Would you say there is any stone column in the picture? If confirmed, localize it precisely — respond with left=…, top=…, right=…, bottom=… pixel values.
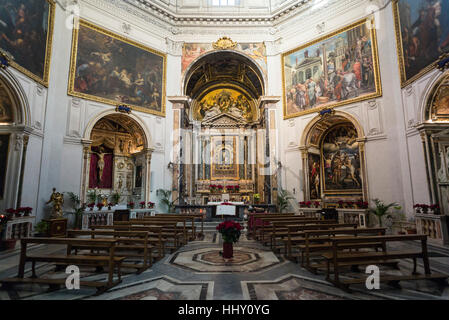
left=144, top=148, right=154, bottom=202
left=80, top=139, right=92, bottom=204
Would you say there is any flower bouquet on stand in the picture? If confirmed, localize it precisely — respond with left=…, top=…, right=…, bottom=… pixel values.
left=216, top=220, right=243, bottom=259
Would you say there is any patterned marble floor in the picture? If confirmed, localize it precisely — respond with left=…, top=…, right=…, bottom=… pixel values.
left=0, top=231, right=448, bottom=300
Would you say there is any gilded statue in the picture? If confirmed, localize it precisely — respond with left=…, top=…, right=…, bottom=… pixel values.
left=46, top=188, right=64, bottom=219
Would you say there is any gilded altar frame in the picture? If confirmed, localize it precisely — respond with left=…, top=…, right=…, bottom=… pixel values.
left=281, top=17, right=382, bottom=119
left=5, top=0, right=55, bottom=87
left=210, top=136, right=239, bottom=181
left=68, top=19, right=167, bottom=117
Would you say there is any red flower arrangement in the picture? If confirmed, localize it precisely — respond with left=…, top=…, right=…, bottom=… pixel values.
left=97, top=203, right=104, bottom=210
left=5, top=208, right=20, bottom=217
left=345, top=201, right=354, bottom=208
left=313, top=201, right=320, bottom=208
left=148, top=201, right=155, bottom=208
left=128, top=202, right=135, bottom=208
left=356, top=201, right=369, bottom=209
left=87, top=203, right=95, bottom=211
left=220, top=202, right=234, bottom=206
left=107, top=202, right=114, bottom=209
left=216, top=220, right=242, bottom=243
left=337, top=200, right=344, bottom=207
left=139, top=201, right=146, bottom=208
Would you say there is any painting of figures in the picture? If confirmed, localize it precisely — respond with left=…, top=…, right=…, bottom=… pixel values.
left=69, top=20, right=166, bottom=116
left=181, top=42, right=267, bottom=75
left=322, top=125, right=362, bottom=192
left=394, top=0, right=449, bottom=87
left=0, top=0, right=54, bottom=86
left=0, top=134, right=9, bottom=199
left=282, top=18, right=381, bottom=119
left=308, top=153, right=321, bottom=200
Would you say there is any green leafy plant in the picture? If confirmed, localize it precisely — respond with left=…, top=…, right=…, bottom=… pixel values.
left=87, top=190, right=97, bottom=204
left=369, top=198, right=401, bottom=227
left=110, top=191, right=121, bottom=205
left=34, top=221, right=49, bottom=235
left=277, top=189, right=294, bottom=213
left=156, top=189, right=178, bottom=213
left=65, top=192, right=84, bottom=229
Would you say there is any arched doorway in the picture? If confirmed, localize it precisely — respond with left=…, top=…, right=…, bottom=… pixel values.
left=301, top=110, right=367, bottom=206
left=173, top=49, right=278, bottom=206
left=81, top=113, right=152, bottom=205
left=0, top=70, right=30, bottom=210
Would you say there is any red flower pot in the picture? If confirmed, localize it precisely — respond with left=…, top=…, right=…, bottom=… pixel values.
left=223, top=242, right=233, bottom=259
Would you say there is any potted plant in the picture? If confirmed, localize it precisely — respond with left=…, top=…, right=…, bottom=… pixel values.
left=369, top=198, right=401, bottom=227
left=110, top=191, right=121, bottom=205
left=429, top=204, right=440, bottom=215
left=148, top=202, right=155, bottom=209
left=139, top=201, right=146, bottom=209
left=235, top=185, right=240, bottom=192
left=337, top=200, right=344, bottom=208
left=65, top=192, right=84, bottom=230
left=345, top=201, right=354, bottom=209
left=34, top=220, right=50, bottom=237
left=253, top=193, right=261, bottom=204
left=128, top=202, right=135, bottom=209
left=305, top=201, right=312, bottom=208
left=107, top=202, right=113, bottom=210
left=277, top=189, right=294, bottom=213
left=87, top=203, right=95, bottom=211
left=156, top=189, right=178, bottom=213
left=97, top=202, right=104, bottom=211
left=413, top=204, right=422, bottom=214
left=87, top=189, right=98, bottom=204
left=216, top=220, right=242, bottom=259
left=421, top=204, right=429, bottom=214
left=21, top=207, right=33, bottom=216
left=313, top=201, right=321, bottom=208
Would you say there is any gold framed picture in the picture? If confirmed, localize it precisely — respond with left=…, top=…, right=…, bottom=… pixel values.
left=68, top=19, right=167, bottom=116
left=0, top=0, right=55, bottom=86
left=282, top=17, right=382, bottom=119
left=393, top=0, right=449, bottom=88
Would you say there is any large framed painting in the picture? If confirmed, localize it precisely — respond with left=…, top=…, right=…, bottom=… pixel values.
left=321, top=124, right=362, bottom=193
left=0, top=134, right=10, bottom=199
left=68, top=20, right=166, bottom=116
left=282, top=17, right=382, bottom=119
left=393, top=0, right=449, bottom=87
left=0, top=0, right=55, bottom=86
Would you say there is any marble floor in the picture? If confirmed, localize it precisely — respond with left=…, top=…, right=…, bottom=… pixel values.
left=0, top=230, right=448, bottom=300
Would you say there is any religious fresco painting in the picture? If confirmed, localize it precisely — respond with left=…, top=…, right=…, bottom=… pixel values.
left=195, top=89, right=254, bottom=122
left=308, top=153, right=321, bottom=200
left=0, top=134, right=10, bottom=199
left=0, top=0, right=55, bottom=86
left=182, top=42, right=267, bottom=75
left=393, top=0, right=449, bottom=87
left=69, top=20, right=166, bottom=116
left=322, top=124, right=362, bottom=192
left=282, top=18, right=381, bottom=119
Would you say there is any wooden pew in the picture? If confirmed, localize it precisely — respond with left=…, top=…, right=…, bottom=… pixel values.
left=155, top=213, right=205, bottom=237
left=67, top=229, right=153, bottom=273
left=258, top=217, right=323, bottom=243
left=285, top=223, right=357, bottom=260
left=115, top=220, right=184, bottom=252
left=300, top=227, right=387, bottom=272
left=323, top=234, right=448, bottom=292
left=0, top=237, right=124, bottom=294
left=248, top=213, right=295, bottom=238
left=138, top=216, right=195, bottom=242
left=91, top=225, right=165, bottom=259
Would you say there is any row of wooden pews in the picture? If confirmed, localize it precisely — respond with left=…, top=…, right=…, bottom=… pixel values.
left=251, top=212, right=448, bottom=292
left=0, top=213, right=202, bottom=295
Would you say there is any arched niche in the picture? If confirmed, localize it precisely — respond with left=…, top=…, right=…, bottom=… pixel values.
left=80, top=112, right=153, bottom=205
left=0, top=69, right=32, bottom=210
left=300, top=111, right=368, bottom=205
left=418, top=71, right=449, bottom=214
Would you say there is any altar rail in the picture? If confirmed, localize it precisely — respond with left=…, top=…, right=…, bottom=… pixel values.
left=81, top=209, right=155, bottom=230
left=415, top=214, right=449, bottom=245
left=3, top=216, right=34, bottom=240
left=297, top=208, right=368, bottom=228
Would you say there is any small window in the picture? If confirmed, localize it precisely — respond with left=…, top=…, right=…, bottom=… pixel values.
left=211, top=0, right=237, bottom=6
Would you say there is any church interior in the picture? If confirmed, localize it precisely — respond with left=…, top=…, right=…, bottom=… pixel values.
left=0, top=0, right=449, bottom=302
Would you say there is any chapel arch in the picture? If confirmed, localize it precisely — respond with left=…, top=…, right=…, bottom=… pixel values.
left=81, top=112, right=153, bottom=205
left=300, top=110, right=368, bottom=205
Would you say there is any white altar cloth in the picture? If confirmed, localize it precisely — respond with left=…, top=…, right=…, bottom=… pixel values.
left=208, top=202, right=244, bottom=216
